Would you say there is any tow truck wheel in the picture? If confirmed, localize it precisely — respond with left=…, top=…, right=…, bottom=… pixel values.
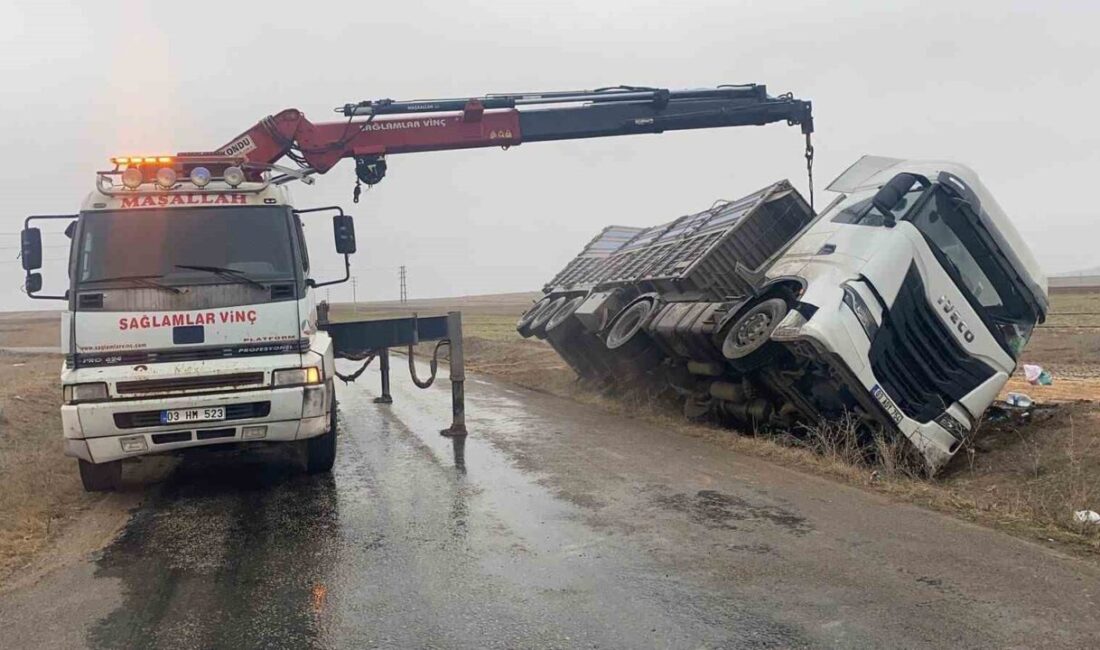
left=720, top=297, right=789, bottom=371
left=78, top=459, right=122, bottom=492
left=305, top=407, right=338, bottom=474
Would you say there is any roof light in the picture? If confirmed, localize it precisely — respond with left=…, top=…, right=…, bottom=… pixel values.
left=155, top=167, right=177, bottom=188
left=189, top=166, right=212, bottom=187
left=112, top=156, right=131, bottom=165
left=157, top=156, right=172, bottom=164
left=121, top=168, right=143, bottom=189
left=223, top=166, right=245, bottom=187
left=143, top=157, right=159, bottom=164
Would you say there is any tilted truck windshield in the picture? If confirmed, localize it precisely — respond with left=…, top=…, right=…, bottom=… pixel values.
left=907, top=188, right=1038, bottom=357
left=78, top=207, right=296, bottom=287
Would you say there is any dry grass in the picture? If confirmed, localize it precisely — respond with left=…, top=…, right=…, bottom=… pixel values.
left=0, top=352, right=94, bottom=583
left=1022, top=291, right=1100, bottom=377
left=939, top=402, right=1100, bottom=548
left=0, top=312, right=61, bottom=349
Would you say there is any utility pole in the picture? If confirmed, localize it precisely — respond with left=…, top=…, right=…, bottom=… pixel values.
left=399, top=266, right=407, bottom=304
left=351, top=276, right=358, bottom=311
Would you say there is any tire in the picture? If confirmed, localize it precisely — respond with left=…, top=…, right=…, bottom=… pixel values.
left=605, top=298, right=656, bottom=350
left=78, top=459, right=121, bottom=492
left=305, top=407, right=338, bottom=474
left=528, top=296, right=568, bottom=340
left=720, top=297, right=789, bottom=370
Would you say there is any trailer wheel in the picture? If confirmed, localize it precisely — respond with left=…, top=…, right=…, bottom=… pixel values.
left=78, top=459, right=121, bottom=492
left=720, top=297, right=788, bottom=370
left=305, top=407, right=338, bottom=474
left=605, top=298, right=656, bottom=350
left=516, top=297, right=553, bottom=338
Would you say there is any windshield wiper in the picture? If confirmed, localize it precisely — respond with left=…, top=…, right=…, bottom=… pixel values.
left=81, top=274, right=182, bottom=294
left=174, top=264, right=266, bottom=290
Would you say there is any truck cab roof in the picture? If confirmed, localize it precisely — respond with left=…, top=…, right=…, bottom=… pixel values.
left=828, top=155, right=1048, bottom=315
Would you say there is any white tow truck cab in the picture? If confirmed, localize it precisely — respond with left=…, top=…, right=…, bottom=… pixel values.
left=21, top=155, right=359, bottom=491
left=760, top=156, right=1048, bottom=469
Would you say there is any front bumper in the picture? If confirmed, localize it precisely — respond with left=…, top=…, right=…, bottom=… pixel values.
left=771, top=289, right=995, bottom=471
left=62, top=383, right=332, bottom=464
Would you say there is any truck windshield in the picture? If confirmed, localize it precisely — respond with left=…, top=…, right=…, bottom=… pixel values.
left=907, top=188, right=1038, bottom=358
left=77, top=207, right=295, bottom=287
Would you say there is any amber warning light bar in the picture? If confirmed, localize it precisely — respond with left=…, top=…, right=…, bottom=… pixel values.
left=102, top=154, right=249, bottom=191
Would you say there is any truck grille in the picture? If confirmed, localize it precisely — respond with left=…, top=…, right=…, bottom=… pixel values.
left=116, top=372, right=265, bottom=395
left=113, top=401, right=271, bottom=429
left=868, top=265, right=995, bottom=423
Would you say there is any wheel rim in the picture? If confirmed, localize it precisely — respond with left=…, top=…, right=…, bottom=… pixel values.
left=547, top=296, right=584, bottom=331
left=531, top=297, right=568, bottom=330
left=734, top=311, right=773, bottom=348
left=517, top=297, right=552, bottom=328
left=606, top=299, right=654, bottom=350
left=721, top=299, right=787, bottom=360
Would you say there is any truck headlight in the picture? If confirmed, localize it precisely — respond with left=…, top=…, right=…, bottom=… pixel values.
left=842, top=283, right=879, bottom=341
left=63, top=382, right=109, bottom=404
left=273, top=367, right=323, bottom=387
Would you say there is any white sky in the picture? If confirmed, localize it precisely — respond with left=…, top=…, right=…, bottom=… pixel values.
left=2, top=0, right=1098, bottom=308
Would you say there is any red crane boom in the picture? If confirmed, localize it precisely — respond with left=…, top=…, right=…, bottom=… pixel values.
left=189, top=84, right=815, bottom=201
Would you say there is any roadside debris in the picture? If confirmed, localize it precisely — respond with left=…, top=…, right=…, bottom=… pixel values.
left=1023, top=364, right=1053, bottom=386
left=1073, top=510, right=1100, bottom=525
left=1004, top=392, right=1034, bottom=409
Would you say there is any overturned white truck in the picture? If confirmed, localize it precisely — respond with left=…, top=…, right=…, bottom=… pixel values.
left=518, top=156, right=1048, bottom=471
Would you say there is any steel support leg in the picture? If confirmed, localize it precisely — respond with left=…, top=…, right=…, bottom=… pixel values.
left=373, top=348, right=393, bottom=404
left=440, top=311, right=467, bottom=437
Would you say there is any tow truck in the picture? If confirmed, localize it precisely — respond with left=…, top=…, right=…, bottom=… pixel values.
left=20, top=84, right=815, bottom=490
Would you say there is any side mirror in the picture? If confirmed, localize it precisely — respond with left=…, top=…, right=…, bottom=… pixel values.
left=333, top=214, right=356, bottom=255
left=25, top=272, right=42, bottom=294
left=871, top=173, right=920, bottom=227
left=21, top=227, right=42, bottom=270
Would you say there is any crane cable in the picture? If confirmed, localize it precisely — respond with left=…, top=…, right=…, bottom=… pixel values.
left=805, top=132, right=815, bottom=211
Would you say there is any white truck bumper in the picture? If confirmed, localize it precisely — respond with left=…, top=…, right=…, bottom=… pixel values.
left=781, top=287, right=1003, bottom=471
left=62, top=383, right=332, bottom=464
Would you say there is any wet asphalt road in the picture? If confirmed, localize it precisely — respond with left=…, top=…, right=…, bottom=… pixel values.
left=3, top=362, right=1100, bottom=649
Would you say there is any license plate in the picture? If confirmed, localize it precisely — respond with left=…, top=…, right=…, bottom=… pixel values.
left=160, top=406, right=226, bottom=424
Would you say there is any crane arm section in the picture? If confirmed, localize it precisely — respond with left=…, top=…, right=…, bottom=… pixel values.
left=200, top=85, right=813, bottom=177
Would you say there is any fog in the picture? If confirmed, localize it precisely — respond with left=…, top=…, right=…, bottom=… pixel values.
left=2, top=0, right=1097, bottom=309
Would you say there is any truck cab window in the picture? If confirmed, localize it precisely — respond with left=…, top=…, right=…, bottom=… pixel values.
left=294, top=215, right=310, bottom=274
left=907, top=188, right=1038, bottom=356
left=832, top=182, right=925, bottom=227
left=78, top=207, right=297, bottom=286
